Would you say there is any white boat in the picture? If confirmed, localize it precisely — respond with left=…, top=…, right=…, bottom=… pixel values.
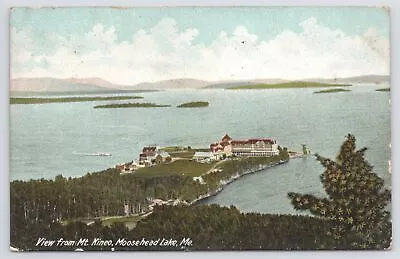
left=73, top=152, right=112, bottom=157
left=98, top=153, right=112, bottom=157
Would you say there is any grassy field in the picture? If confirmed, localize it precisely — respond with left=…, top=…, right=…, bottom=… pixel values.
left=10, top=96, right=143, bottom=104
left=134, top=159, right=217, bottom=177
left=168, top=151, right=196, bottom=158
left=94, top=102, right=171, bottom=108
left=228, top=81, right=351, bottom=90
left=313, top=88, right=351, bottom=94
left=376, top=88, right=390, bottom=92
left=177, top=101, right=209, bottom=108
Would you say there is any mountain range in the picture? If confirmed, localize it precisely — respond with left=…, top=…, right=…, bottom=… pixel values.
left=10, top=75, right=390, bottom=93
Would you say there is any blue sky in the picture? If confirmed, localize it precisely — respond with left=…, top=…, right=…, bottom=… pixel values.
left=10, top=7, right=390, bottom=85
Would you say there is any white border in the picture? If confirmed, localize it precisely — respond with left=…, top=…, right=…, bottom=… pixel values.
left=1, top=1, right=398, bottom=258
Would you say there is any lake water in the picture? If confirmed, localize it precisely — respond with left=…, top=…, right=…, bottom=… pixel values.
left=10, top=85, right=391, bottom=214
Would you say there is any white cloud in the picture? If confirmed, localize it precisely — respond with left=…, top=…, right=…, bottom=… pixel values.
left=11, top=17, right=389, bottom=85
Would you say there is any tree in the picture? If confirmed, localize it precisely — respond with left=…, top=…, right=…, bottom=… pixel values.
left=288, top=134, right=391, bottom=249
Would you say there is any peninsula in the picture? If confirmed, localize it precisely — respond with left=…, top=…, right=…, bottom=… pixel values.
left=376, top=88, right=390, bottom=92
left=94, top=103, right=171, bottom=109
left=228, top=81, right=351, bottom=90
left=10, top=96, right=143, bottom=104
left=313, top=88, right=351, bottom=94
left=177, top=101, right=209, bottom=108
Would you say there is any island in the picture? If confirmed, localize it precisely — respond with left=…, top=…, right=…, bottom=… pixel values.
left=94, top=102, right=171, bottom=108
left=10, top=96, right=143, bottom=104
left=376, top=88, right=390, bottom=92
left=313, top=88, right=351, bottom=94
left=228, top=81, right=352, bottom=90
left=177, top=101, right=209, bottom=108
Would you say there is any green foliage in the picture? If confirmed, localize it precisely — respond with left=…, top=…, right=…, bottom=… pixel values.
left=228, top=81, right=351, bottom=90
left=10, top=151, right=291, bottom=250
left=288, top=134, right=391, bottom=249
left=375, top=88, right=390, bottom=92
left=177, top=101, right=209, bottom=108
left=94, top=103, right=171, bottom=108
left=10, top=96, right=143, bottom=104
left=11, top=204, right=340, bottom=251
left=313, top=88, right=351, bottom=94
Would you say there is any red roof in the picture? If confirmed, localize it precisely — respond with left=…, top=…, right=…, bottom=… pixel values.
left=232, top=138, right=276, bottom=145
left=142, top=146, right=157, bottom=153
left=221, top=133, right=232, bottom=142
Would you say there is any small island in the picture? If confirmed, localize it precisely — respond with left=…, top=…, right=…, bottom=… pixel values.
left=177, top=101, right=209, bottom=108
left=94, top=102, right=171, bottom=109
left=10, top=96, right=143, bottom=104
left=313, top=88, right=351, bottom=94
left=376, top=88, right=390, bottom=92
left=228, top=81, right=351, bottom=90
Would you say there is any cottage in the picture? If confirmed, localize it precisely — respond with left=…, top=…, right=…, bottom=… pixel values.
left=155, top=151, right=172, bottom=164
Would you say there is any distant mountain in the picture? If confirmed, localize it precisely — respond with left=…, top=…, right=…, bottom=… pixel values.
left=305, top=75, right=389, bottom=85
left=131, top=79, right=210, bottom=90
left=9, top=77, right=140, bottom=93
left=338, top=75, right=389, bottom=84
left=206, top=75, right=389, bottom=89
left=10, top=78, right=112, bottom=92
left=204, top=79, right=289, bottom=89
left=10, top=75, right=389, bottom=93
left=67, top=77, right=119, bottom=88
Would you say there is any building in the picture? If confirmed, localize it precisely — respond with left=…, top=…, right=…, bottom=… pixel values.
left=210, top=133, right=233, bottom=156
left=231, top=138, right=279, bottom=157
left=155, top=151, right=172, bottom=164
left=193, top=151, right=214, bottom=162
left=210, top=133, right=279, bottom=157
left=139, top=146, right=157, bottom=165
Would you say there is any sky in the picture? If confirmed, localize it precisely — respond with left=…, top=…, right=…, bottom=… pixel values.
left=10, top=7, right=390, bottom=85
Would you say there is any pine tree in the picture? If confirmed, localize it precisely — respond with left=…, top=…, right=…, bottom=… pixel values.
left=288, top=134, right=391, bottom=249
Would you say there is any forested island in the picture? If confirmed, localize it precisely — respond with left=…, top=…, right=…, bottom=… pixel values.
left=376, top=88, right=390, bottom=92
left=313, top=88, right=351, bottom=94
left=228, top=81, right=351, bottom=90
left=10, top=135, right=391, bottom=251
left=177, top=101, right=209, bottom=108
left=94, top=103, right=171, bottom=109
left=10, top=96, right=143, bottom=104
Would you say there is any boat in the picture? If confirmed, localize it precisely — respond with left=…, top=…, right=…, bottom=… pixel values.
left=98, top=153, right=112, bottom=157
left=73, top=152, right=112, bottom=157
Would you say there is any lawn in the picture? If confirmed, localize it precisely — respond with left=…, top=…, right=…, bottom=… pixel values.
left=134, top=159, right=217, bottom=177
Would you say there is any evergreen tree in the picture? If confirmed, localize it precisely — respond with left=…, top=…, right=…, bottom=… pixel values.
left=288, top=134, right=391, bottom=249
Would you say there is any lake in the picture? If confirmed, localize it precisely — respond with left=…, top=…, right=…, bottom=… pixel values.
left=10, top=85, right=391, bottom=214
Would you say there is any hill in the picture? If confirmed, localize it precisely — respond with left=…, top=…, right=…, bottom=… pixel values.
left=132, top=78, right=210, bottom=90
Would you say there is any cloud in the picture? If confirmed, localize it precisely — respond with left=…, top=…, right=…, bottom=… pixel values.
left=11, top=17, right=389, bottom=85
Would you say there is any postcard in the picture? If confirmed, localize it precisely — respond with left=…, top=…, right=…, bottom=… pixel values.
left=10, top=6, right=391, bottom=251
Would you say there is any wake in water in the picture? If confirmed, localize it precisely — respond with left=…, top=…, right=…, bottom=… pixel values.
left=72, top=152, right=112, bottom=157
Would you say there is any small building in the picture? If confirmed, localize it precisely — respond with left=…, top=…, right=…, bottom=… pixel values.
left=193, top=151, right=213, bottom=162
left=155, top=151, right=172, bottom=164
